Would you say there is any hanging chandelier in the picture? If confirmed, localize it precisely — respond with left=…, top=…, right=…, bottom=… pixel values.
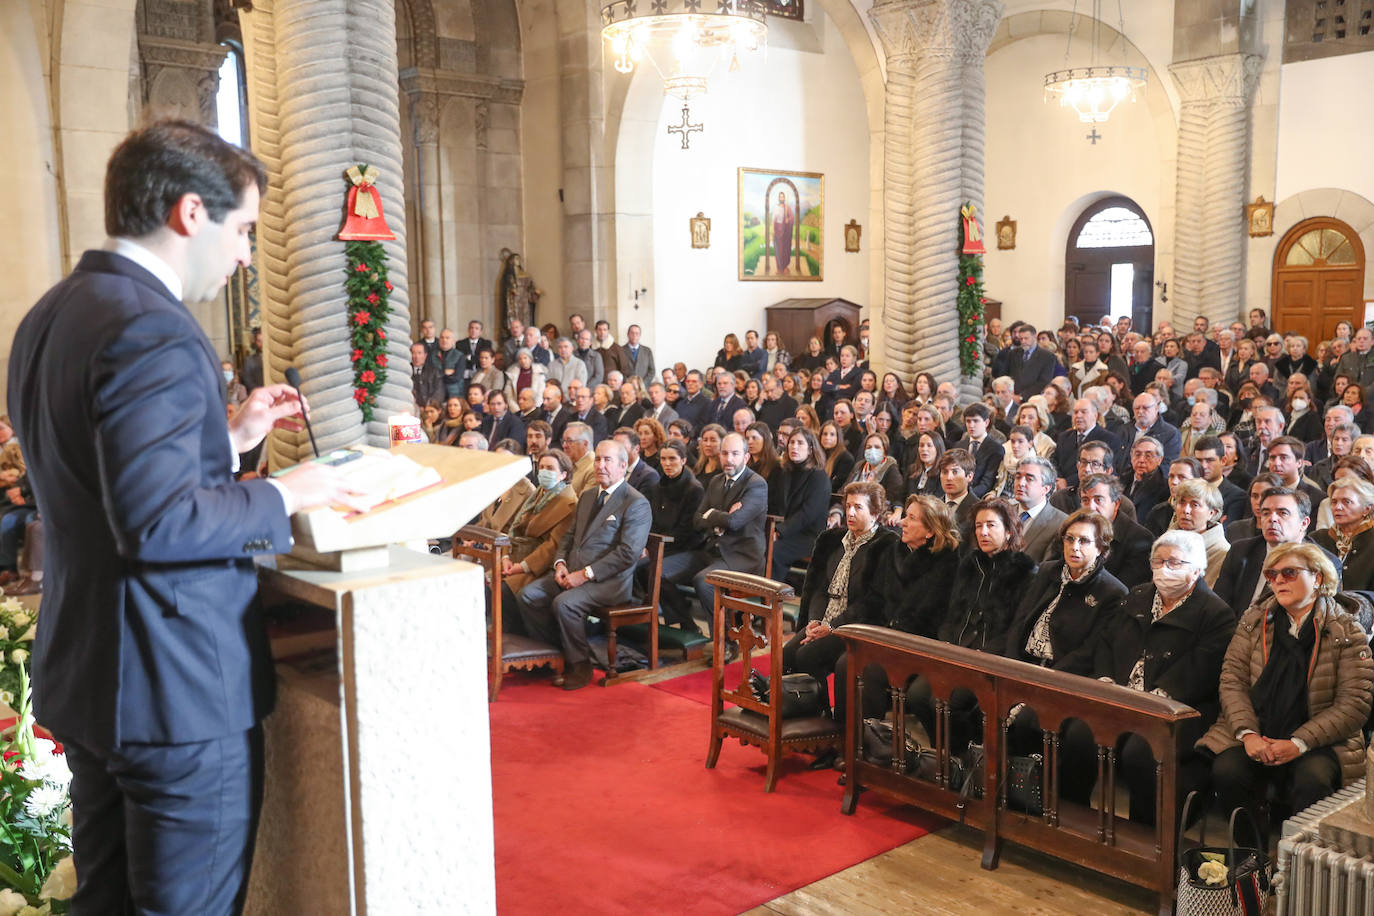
left=601, top=0, right=768, bottom=100
left=1043, top=0, right=1146, bottom=124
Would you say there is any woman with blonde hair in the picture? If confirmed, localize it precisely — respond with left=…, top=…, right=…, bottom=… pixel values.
left=794, top=404, right=821, bottom=435
left=1169, top=478, right=1229, bottom=585
left=1199, top=542, right=1374, bottom=834
left=1016, top=399, right=1057, bottom=458
left=1313, top=475, right=1374, bottom=589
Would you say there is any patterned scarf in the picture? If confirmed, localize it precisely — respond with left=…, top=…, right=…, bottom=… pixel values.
left=1025, top=559, right=1099, bottom=663
left=1333, top=516, right=1374, bottom=561
left=821, top=524, right=879, bottom=627
left=509, top=480, right=567, bottom=534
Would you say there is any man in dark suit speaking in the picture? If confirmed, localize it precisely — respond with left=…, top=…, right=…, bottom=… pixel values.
left=7, top=121, right=361, bottom=913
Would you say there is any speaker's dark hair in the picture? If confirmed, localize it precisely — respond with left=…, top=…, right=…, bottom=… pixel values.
left=105, top=119, right=267, bottom=237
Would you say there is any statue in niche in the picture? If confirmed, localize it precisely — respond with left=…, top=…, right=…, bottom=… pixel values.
left=498, top=249, right=541, bottom=335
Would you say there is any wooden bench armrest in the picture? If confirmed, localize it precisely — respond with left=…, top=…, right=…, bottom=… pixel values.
left=704, top=570, right=795, bottom=601
left=456, top=525, right=511, bottom=548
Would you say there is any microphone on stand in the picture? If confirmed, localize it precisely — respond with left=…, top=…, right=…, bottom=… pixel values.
left=284, top=367, right=320, bottom=458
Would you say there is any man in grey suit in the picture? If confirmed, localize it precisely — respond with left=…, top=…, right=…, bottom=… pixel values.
left=1014, top=455, right=1068, bottom=562
left=513, top=439, right=652, bottom=689
left=617, top=323, right=655, bottom=383
left=658, top=432, right=768, bottom=635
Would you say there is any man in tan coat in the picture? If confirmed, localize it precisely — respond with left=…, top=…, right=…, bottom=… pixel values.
left=563, top=422, right=596, bottom=495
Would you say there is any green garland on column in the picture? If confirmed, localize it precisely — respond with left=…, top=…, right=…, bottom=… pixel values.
left=344, top=241, right=392, bottom=422
left=957, top=217, right=986, bottom=379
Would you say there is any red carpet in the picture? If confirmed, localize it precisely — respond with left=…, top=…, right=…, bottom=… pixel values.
left=490, top=672, right=943, bottom=915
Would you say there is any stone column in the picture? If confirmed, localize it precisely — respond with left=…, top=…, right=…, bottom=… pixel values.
left=1169, top=53, right=1262, bottom=328
left=403, top=87, right=446, bottom=329
left=869, top=0, right=1002, bottom=400
left=238, top=0, right=414, bottom=464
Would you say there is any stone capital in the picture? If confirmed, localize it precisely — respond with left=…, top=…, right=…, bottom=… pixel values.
left=1169, top=52, right=1263, bottom=107
left=869, top=0, right=1003, bottom=64
left=400, top=67, right=524, bottom=105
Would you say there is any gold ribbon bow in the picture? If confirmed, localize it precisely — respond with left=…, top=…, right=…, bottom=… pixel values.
left=347, top=165, right=382, bottom=219
left=961, top=203, right=982, bottom=242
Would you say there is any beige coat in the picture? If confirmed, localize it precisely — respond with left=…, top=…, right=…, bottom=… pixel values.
left=1198, top=596, right=1374, bottom=785
left=570, top=452, right=596, bottom=496
left=502, top=487, right=577, bottom=594
left=477, top=477, right=535, bottom=534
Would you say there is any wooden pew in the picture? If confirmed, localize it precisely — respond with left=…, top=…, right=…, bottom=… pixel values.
left=835, top=624, right=1200, bottom=916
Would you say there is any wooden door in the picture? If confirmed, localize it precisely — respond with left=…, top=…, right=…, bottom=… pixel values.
left=1066, top=263, right=1111, bottom=325
left=1273, top=218, right=1366, bottom=342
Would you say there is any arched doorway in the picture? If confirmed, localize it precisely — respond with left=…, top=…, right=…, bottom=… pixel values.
left=1272, top=217, right=1366, bottom=342
left=1064, top=197, right=1155, bottom=331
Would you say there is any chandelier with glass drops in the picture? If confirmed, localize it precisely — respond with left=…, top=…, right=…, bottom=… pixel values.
left=601, top=0, right=768, bottom=101
left=1043, top=0, right=1146, bottom=124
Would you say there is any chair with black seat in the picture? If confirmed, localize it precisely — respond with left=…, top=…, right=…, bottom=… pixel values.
left=704, top=569, right=841, bottom=792
left=452, top=524, right=564, bottom=701
left=590, top=532, right=670, bottom=685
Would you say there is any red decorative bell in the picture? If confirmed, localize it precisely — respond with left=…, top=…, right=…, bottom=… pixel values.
left=338, top=164, right=396, bottom=241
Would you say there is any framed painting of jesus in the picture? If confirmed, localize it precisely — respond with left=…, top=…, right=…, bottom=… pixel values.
left=738, top=168, right=824, bottom=281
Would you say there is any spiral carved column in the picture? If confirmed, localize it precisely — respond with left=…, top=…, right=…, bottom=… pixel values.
left=1169, top=53, right=1262, bottom=330
left=869, top=0, right=1002, bottom=395
left=239, top=0, right=413, bottom=464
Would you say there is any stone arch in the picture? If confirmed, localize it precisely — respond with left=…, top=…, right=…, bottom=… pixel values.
left=607, top=0, right=885, bottom=349
left=398, top=0, right=440, bottom=69
left=986, top=11, right=1177, bottom=329
left=1270, top=188, right=1374, bottom=302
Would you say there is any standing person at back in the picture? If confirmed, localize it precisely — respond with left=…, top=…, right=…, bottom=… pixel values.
left=7, top=120, right=362, bottom=913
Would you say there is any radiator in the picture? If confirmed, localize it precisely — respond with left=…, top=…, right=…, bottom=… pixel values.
left=1277, top=781, right=1374, bottom=916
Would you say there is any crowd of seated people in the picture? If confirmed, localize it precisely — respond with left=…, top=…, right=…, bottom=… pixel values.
left=222, top=307, right=1374, bottom=834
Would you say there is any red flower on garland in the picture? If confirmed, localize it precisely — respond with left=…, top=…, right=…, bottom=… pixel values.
left=377, top=329, right=387, bottom=340
left=965, top=276, right=975, bottom=286
left=384, top=281, right=393, bottom=292
left=352, top=310, right=371, bottom=326
left=359, top=370, right=376, bottom=384
left=355, top=263, right=369, bottom=272
left=376, top=353, right=388, bottom=367
left=366, top=293, right=380, bottom=305
left=350, top=348, right=363, bottom=362
left=966, top=336, right=976, bottom=343
left=980, top=297, right=987, bottom=305
left=353, top=388, right=368, bottom=404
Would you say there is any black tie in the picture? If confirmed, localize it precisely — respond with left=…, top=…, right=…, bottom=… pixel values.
left=596, top=489, right=607, bottom=512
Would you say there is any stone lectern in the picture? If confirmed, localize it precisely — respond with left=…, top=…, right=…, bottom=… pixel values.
left=244, top=445, right=529, bottom=915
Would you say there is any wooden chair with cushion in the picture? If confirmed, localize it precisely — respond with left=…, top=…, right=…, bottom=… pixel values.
left=452, top=524, right=564, bottom=701
left=764, top=513, right=807, bottom=633
left=704, top=570, right=840, bottom=792
left=589, top=532, right=670, bottom=685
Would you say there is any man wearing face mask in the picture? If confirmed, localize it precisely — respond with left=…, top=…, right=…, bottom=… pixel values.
left=1213, top=487, right=1342, bottom=618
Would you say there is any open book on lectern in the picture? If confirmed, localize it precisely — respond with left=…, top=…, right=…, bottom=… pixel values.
left=278, top=444, right=530, bottom=564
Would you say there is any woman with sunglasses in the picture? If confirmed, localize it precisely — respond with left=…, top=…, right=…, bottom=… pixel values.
left=1197, top=543, right=1374, bottom=834
left=1090, top=530, right=1235, bottom=824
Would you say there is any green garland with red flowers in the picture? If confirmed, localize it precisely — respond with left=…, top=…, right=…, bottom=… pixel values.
left=344, top=241, right=393, bottom=422
left=957, top=215, right=986, bottom=379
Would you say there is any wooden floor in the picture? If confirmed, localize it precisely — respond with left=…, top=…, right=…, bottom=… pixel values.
left=745, top=824, right=1156, bottom=915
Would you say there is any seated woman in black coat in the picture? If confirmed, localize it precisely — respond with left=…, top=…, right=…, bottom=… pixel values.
left=767, top=428, right=832, bottom=580
left=1003, top=509, right=1129, bottom=805
left=782, top=481, right=898, bottom=766
left=843, top=495, right=963, bottom=743
left=1313, top=475, right=1374, bottom=591
left=1091, top=529, right=1236, bottom=824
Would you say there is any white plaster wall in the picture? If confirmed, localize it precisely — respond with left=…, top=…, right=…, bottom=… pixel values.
left=982, top=33, right=1172, bottom=330
left=1273, top=51, right=1374, bottom=208
left=0, top=0, right=63, bottom=401
left=616, top=8, right=871, bottom=369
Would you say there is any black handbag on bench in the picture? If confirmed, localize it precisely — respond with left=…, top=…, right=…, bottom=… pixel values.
left=749, top=670, right=827, bottom=719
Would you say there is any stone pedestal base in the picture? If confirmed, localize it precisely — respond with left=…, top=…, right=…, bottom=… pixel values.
left=244, top=547, right=495, bottom=914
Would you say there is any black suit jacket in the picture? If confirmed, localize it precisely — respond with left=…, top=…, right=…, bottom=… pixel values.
left=8, top=251, right=292, bottom=749
left=545, top=405, right=573, bottom=444
left=954, top=436, right=1004, bottom=497
left=1009, top=346, right=1057, bottom=399
left=1214, top=534, right=1345, bottom=616
left=1124, top=467, right=1169, bottom=520
left=1053, top=424, right=1122, bottom=486
left=627, top=459, right=660, bottom=495
left=694, top=468, right=769, bottom=573
left=573, top=409, right=609, bottom=445
left=456, top=336, right=494, bottom=365
left=412, top=361, right=445, bottom=409
left=483, top=411, right=525, bottom=447
left=707, top=394, right=748, bottom=428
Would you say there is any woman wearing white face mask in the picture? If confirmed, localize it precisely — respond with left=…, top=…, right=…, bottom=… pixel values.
left=833, top=432, right=904, bottom=526
left=220, top=360, right=248, bottom=407
left=496, top=449, right=578, bottom=601
left=1283, top=374, right=1322, bottom=443
left=1089, top=530, right=1236, bottom=824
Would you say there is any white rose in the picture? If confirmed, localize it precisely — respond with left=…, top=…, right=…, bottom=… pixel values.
left=0, top=691, right=12, bottom=707
left=0, top=627, right=8, bottom=641
left=19, top=625, right=34, bottom=642
left=0, top=888, right=27, bottom=916
left=10, top=648, right=27, bottom=664
left=40, top=855, right=75, bottom=901
left=10, top=611, right=28, bottom=628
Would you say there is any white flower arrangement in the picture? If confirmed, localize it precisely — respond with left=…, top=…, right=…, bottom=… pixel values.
left=0, top=600, right=37, bottom=710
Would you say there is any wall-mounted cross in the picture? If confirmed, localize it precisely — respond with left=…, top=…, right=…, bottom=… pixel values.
left=1086, top=127, right=1102, bottom=145
left=667, top=104, right=703, bottom=150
